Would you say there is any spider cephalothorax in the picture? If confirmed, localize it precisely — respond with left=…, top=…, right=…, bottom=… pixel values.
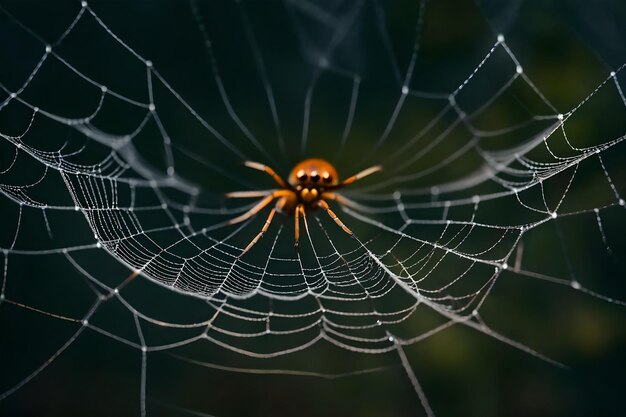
left=226, top=158, right=381, bottom=255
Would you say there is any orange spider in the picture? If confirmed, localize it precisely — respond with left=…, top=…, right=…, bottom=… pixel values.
left=226, top=158, right=382, bottom=255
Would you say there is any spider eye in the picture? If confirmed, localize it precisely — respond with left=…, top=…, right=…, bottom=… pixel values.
left=296, top=170, right=307, bottom=181
left=322, top=172, right=332, bottom=183
left=310, top=171, right=320, bottom=182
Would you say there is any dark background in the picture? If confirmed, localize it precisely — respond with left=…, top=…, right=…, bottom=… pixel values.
left=1, top=1, right=626, bottom=416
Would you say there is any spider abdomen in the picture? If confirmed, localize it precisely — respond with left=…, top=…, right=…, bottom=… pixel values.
left=288, top=158, right=339, bottom=187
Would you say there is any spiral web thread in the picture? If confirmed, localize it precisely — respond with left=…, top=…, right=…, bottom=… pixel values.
left=1, top=1, right=625, bottom=416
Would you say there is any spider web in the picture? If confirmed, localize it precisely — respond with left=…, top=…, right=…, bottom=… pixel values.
left=1, top=0, right=625, bottom=416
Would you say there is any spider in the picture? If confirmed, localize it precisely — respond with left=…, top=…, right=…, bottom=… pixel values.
left=225, top=158, right=382, bottom=256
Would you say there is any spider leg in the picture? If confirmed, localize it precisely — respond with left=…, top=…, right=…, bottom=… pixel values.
left=244, top=161, right=290, bottom=189
left=334, top=165, right=382, bottom=188
left=226, top=190, right=290, bottom=225
left=317, top=200, right=353, bottom=235
left=239, top=208, right=276, bottom=257
left=294, top=204, right=304, bottom=250
left=225, top=190, right=275, bottom=198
